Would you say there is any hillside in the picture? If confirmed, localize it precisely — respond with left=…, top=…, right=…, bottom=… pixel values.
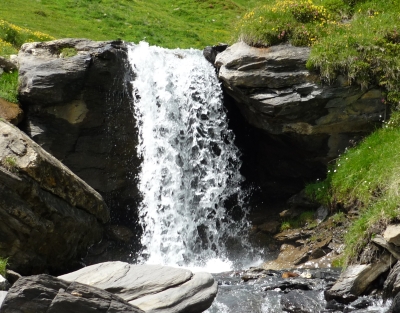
left=0, top=0, right=260, bottom=49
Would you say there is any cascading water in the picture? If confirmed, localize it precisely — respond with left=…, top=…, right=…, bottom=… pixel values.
left=128, top=42, right=254, bottom=271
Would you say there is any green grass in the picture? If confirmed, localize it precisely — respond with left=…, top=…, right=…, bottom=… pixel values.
left=280, top=210, right=317, bottom=231
left=307, top=111, right=400, bottom=265
left=0, top=0, right=260, bottom=49
left=235, top=0, right=400, bottom=105
left=0, top=257, right=7, bottom=277
left=0, top=72, right=18, bottom=103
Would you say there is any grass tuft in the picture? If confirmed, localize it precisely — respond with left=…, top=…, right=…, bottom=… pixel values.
left=0, top=258, right=7, bottom=277
left=0, top=71, right=19, bottom=103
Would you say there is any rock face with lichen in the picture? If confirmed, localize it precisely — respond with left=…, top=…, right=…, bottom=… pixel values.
left=0, top=119, right=109, bottom=275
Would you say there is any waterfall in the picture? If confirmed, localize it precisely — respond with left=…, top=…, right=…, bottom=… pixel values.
left=128, top=42, right=252, bottom=271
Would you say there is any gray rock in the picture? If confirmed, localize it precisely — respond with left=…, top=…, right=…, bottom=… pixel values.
left=280, top=290, right=324, bottom=313
left=215, top=41, right=385, bottom=202
left=0, top=276, right=9, bottom=291
left=0, top=119, right=108, bottom=274
left=0, top=274, right=144, bottom=313
left=130, top=272, right=218, bottom=313
left=325, top=252, right=396, bottom=304
left=59, top=262, right=193, bottom=301
left=17, top=39, right=141, bottom=260
left=372, top=235, right=400, bottom=260
left=383, top=261, right=400, bottom=299
left=59, top=261, right=217, bottom=313
left=0, top=291, right=7, bottom=308
left=384, top=225, right=400, bottom=246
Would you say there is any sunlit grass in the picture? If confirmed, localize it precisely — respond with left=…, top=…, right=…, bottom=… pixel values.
left=0, top=72, right=18, bottom=103
left=307, top=111, right=400, bottom=265
left=0, top=257, right=7, bottom=277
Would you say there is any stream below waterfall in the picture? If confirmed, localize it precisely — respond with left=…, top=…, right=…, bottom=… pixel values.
left=127, top=42, right=391, bottom=313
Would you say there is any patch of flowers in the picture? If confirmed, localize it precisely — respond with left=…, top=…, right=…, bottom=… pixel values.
left=0, top=20, right=55, bottom=53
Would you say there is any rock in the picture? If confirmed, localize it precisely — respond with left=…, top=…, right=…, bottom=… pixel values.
left=130, top=272, right=217, bottom=313
left=203, top=44, right=228, bottom=65
left=258, top=220, right=280, bottom=234
left=0, top=291, right=7, bottom=308
left=384, top=225, right=400, bottom=246
left=262, top=244, right=310, bottom=270
left=348, top=297, right=374, bottom=309
left=0, top=119, right=109, bottom=274
left=326, top=299, right=345, bottom=311
left=106, top=225, right=135, bottom=243
left=0, top=274, right=144, bottom=313
left=0, top=57, right=17, bottom=73
left=0, top=98, right=23, bottom=125
left=17, top=39, right=141, bottom=253
left=59, top=261, right=217, bottom=313
left=390, top=291, right=400, bottom=313
left=280, top=290, right=324, bottom=313
left=325, top=252, right=396, bottom=304
left=315, top=206, right=329, bottom=223
left=383, top=261, right=400, bottom=299
left=5, top=270, right=21, bottom=285
left=0, top=275, right=10, bottom=291
left=215, top=42, right=385, bottom=202
left=372, top=235, right=400, bottom=260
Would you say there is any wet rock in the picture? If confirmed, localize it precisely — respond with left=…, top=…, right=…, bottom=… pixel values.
left=0, top=291, right=7, bottom=307
left=347, top=297, right=374, bottom=309
left=280, top=290, right=324, bottom=312
left=274, top=229, right=313, bottom=243
left=0, top=98, right=23, bottom=125
left=383, top=261, right=400, bottom=299
left=59, top=261, right=217, bottom=313
left=0, top=275, right=10, bottom=291
left=262, top=244, right=310, bottom=270
left=384, top=225, right=400, bottom=246
left=325, top=252, right=395, bottom=304
left=0, top=274, right=143, bottom=313
left=106, top=225, right=135, bottom=243
left=326, top=299, right=345, bottom=311
left=390, top=291, right=400, bottom=313
left=258, top=220, right=280, bottom=234
left=0, top=119, right=108, bottom=274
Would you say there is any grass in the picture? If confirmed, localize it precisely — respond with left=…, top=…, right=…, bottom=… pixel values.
left=0, top=72, right=19, bottom=103
left=0, top=257, right=7, bottom=277
left=306, top=111, right=400, bottom=265
left=235, top=0, right=400, bottom=105
left=280, top=210, right=317, bottom=231
left=0, top=0, right=260, bottom=49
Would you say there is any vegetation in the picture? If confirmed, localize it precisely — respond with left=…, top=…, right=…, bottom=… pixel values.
left=0, top=71, right=18, bottom=103
left=236, top=0, right=400, bottom=105
left=307, top=111, right=400, bottom=265
left=0, top=0, right=261, bottom=50
left=2, top=156, right=18, bottom=172
left=280, top=211, right=317, bottom=231
left=0, top=257, right=7, bottom=277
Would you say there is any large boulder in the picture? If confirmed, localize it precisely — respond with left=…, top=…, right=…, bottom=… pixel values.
left=17, top=39, right=141, bottom=256
left=0, top=274, right=144, bottom=313
left=59, top=261, right=218, bottom=313
left=0, top=119, right=109, bottom=274
left=215, top=42, right=385, bottom=200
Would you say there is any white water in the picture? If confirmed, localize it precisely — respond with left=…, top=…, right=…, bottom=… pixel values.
left=128, top=42, right=253, bottom=272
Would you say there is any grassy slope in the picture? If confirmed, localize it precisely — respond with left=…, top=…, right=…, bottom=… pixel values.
left=0, top=0, right=259, bottom=49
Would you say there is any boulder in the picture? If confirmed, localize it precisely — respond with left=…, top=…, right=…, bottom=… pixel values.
left=0, top=274, right=144, bottom=313
left=325, top=252, right=395, bottom=304
left=0, top=291, right=7, bottom=308
left=17, top=39, right=141, bottom=254
left=0, top=275, right=9, bottom=291
left=0, top=119, right=109, bottom=274
left=383, top=261, right=400, bottom=299
left=215, top=42, right=385, bottom=201
left=59, top=261, right=217, bottom=313
left=384, top=225, right=400, bottom=246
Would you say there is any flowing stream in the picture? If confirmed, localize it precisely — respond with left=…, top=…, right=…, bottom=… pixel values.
left=128, top=42, right=256, bottom=272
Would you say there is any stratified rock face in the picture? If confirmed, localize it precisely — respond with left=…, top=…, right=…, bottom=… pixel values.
left=17, top=39, right=140, bottom=237
left=59, top=261, right=218, bottom=313
left=0, top=119, right=109, bottom=275
left=0, top=274, right=144, bottom=313
left=216, top=42, right=385, bottom=164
